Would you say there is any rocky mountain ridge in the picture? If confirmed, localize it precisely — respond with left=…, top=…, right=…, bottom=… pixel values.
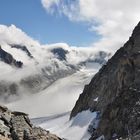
left=71, top=22, right=140, bottom=139
left=0, top=105, right=62, bottom=140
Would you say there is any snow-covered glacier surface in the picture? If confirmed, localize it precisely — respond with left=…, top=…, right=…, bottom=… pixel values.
left=32, top=111, right=97, bottom=140
left=6, top=64, right=100, bottom=140
left=6, top=64, right=100, bottom=118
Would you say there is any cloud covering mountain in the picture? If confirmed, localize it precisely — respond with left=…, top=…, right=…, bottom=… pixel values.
left=0, top=24, right=110, bottom=103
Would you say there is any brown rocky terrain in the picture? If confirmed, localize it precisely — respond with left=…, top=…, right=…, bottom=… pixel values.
left=0, top=105, right=62, bottom=140
left=71, top=22, right=140, bottom=140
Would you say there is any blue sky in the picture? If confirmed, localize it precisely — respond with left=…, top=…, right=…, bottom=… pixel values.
left=0, top=0, right=99, bottom=46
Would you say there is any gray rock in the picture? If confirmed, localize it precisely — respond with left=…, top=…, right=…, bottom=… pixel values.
left=0, top=120, right=10, bottom=137
left=0, top=105, right=62, bottom=140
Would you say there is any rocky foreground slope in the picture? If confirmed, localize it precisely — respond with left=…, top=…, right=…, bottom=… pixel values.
left=0, top=105, right=61, bottom=140
left=71, top=22, right=140, bottom=139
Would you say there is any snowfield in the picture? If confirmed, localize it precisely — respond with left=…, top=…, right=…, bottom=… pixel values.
left=32, top=110, right=97, bottom=140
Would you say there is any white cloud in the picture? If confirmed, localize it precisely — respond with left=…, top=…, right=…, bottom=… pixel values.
left=41, top=0, right=140, bottom=52
left=41, top=0, right=60, bottom=13
left=0, top=25, right=66, bottom=82
left=0, top=24, right=40, bottom=47
left=0, top=24, right=105, bottom=82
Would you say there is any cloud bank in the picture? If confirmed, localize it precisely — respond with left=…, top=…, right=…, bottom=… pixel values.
left=0, top=24, right=108, bottom=82
left=41, top=0, right=140, bottom=52
left=0, top=24, right=110, bottom=103
left=0, top=25, right=40, bottom=47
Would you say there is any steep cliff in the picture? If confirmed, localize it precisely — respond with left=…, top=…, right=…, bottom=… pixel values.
left=71, top=22, right=140, bottom=139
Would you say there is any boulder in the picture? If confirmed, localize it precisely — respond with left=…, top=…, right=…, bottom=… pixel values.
left=0, top=105, right=62, bottom=140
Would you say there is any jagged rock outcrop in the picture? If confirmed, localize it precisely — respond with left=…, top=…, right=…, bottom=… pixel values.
left=0, top=46, right=23, bottom=68
left=51, top=47, right=68, bottom=61
left=0, top=105, right=62, bottom=140
left=71, top=22, right=140, bottom=139
left=10, top=44, right=33, bottom=58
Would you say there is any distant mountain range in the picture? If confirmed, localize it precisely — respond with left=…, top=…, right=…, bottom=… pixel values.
left=0, top=25, right=110, bottom=103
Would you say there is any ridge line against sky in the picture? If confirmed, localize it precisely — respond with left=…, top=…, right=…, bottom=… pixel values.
left=0, top=0, right=140, bottom=52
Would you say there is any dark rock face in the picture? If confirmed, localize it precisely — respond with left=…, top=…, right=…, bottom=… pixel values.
left=0, top=105, right=62, bottom=140
left=0, top=47, right=23, bottom=68
left=10, top=44, right=33, bottom=58
left=71, top=22, right=140, bottom=139
left=51, top=48, right=68, bottom=61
